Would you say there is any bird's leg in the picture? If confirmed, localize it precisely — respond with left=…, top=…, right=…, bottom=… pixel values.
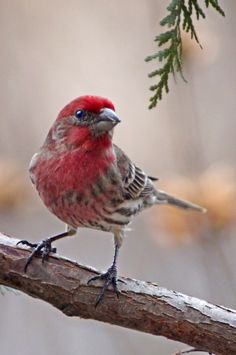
left=88, top=243, right=121, bottom=306
left=88, top=231, right=124, bottom=306
left=17, top=226, right=76, bottom=272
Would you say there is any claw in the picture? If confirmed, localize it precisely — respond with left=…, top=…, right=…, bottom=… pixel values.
left=117, top=278, right=126, bottom=284
left=87, top=265, right=121, bottom=307
left=17, top=240, right=37, bottom=248
left=17, top=238, right=56, bottom=272
left=17, top=231, right=71, bottom=272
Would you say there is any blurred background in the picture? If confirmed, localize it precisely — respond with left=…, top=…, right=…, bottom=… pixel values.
left=0, top=1, right=235, bottom=354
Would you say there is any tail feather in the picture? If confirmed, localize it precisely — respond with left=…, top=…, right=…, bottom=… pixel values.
left=156, top=190, right=206, bottom=213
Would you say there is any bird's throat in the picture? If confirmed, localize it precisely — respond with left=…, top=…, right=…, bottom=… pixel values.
left=67, top=126, right=113, bottom=152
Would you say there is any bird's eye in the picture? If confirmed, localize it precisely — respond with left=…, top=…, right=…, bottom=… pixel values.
left=75, top=110, right=84, bottom=120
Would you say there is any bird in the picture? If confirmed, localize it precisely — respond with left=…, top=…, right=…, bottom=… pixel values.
left=17, top=95, right=206, bottom=306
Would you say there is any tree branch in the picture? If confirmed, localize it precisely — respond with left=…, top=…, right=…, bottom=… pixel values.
left=0, top=232, right=235, bottom=354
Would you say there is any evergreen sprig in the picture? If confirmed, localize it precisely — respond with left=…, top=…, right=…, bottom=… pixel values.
left=146, top=0, right=225, bottom=109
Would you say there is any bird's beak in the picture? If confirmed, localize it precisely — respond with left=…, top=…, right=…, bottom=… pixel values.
left=94, top=108, right=121, bottom=135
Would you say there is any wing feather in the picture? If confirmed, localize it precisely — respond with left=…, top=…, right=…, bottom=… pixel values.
left=114, top=145, right=157, bottom=200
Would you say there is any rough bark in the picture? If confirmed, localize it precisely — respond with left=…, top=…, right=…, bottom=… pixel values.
left=0, top=232, right=235, bottom=354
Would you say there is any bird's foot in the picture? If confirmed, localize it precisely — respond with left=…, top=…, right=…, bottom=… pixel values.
left=88, top=265, right=124, bottom=307
left=17, top=238, right=57, bottom=272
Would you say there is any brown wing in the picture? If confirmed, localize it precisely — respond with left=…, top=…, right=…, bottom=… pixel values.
left=114, top=144, right=157, bottom=200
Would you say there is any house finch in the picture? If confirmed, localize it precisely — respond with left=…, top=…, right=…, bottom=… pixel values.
left=18, top=95, right=205, bottom=305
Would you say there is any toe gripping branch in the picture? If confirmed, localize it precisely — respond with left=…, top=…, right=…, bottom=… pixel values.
left=17, top=231, right=70, bottom=272
left=17, top=239, right=56, bottom=272
left=88, top=264, right=120, bottom=307
left=87, top=244, right=125, bottom=307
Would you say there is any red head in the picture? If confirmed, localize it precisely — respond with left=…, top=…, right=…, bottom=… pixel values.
left=46, top=95, right=121, bottom=150
left=57, top=95, right=115, bottom=120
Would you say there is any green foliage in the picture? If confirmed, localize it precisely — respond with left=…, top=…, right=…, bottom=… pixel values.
left=146, top=0, right=225, bottom=109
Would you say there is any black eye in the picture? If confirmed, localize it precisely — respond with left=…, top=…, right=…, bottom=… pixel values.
left=75, top=110, right=84, bottom=119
